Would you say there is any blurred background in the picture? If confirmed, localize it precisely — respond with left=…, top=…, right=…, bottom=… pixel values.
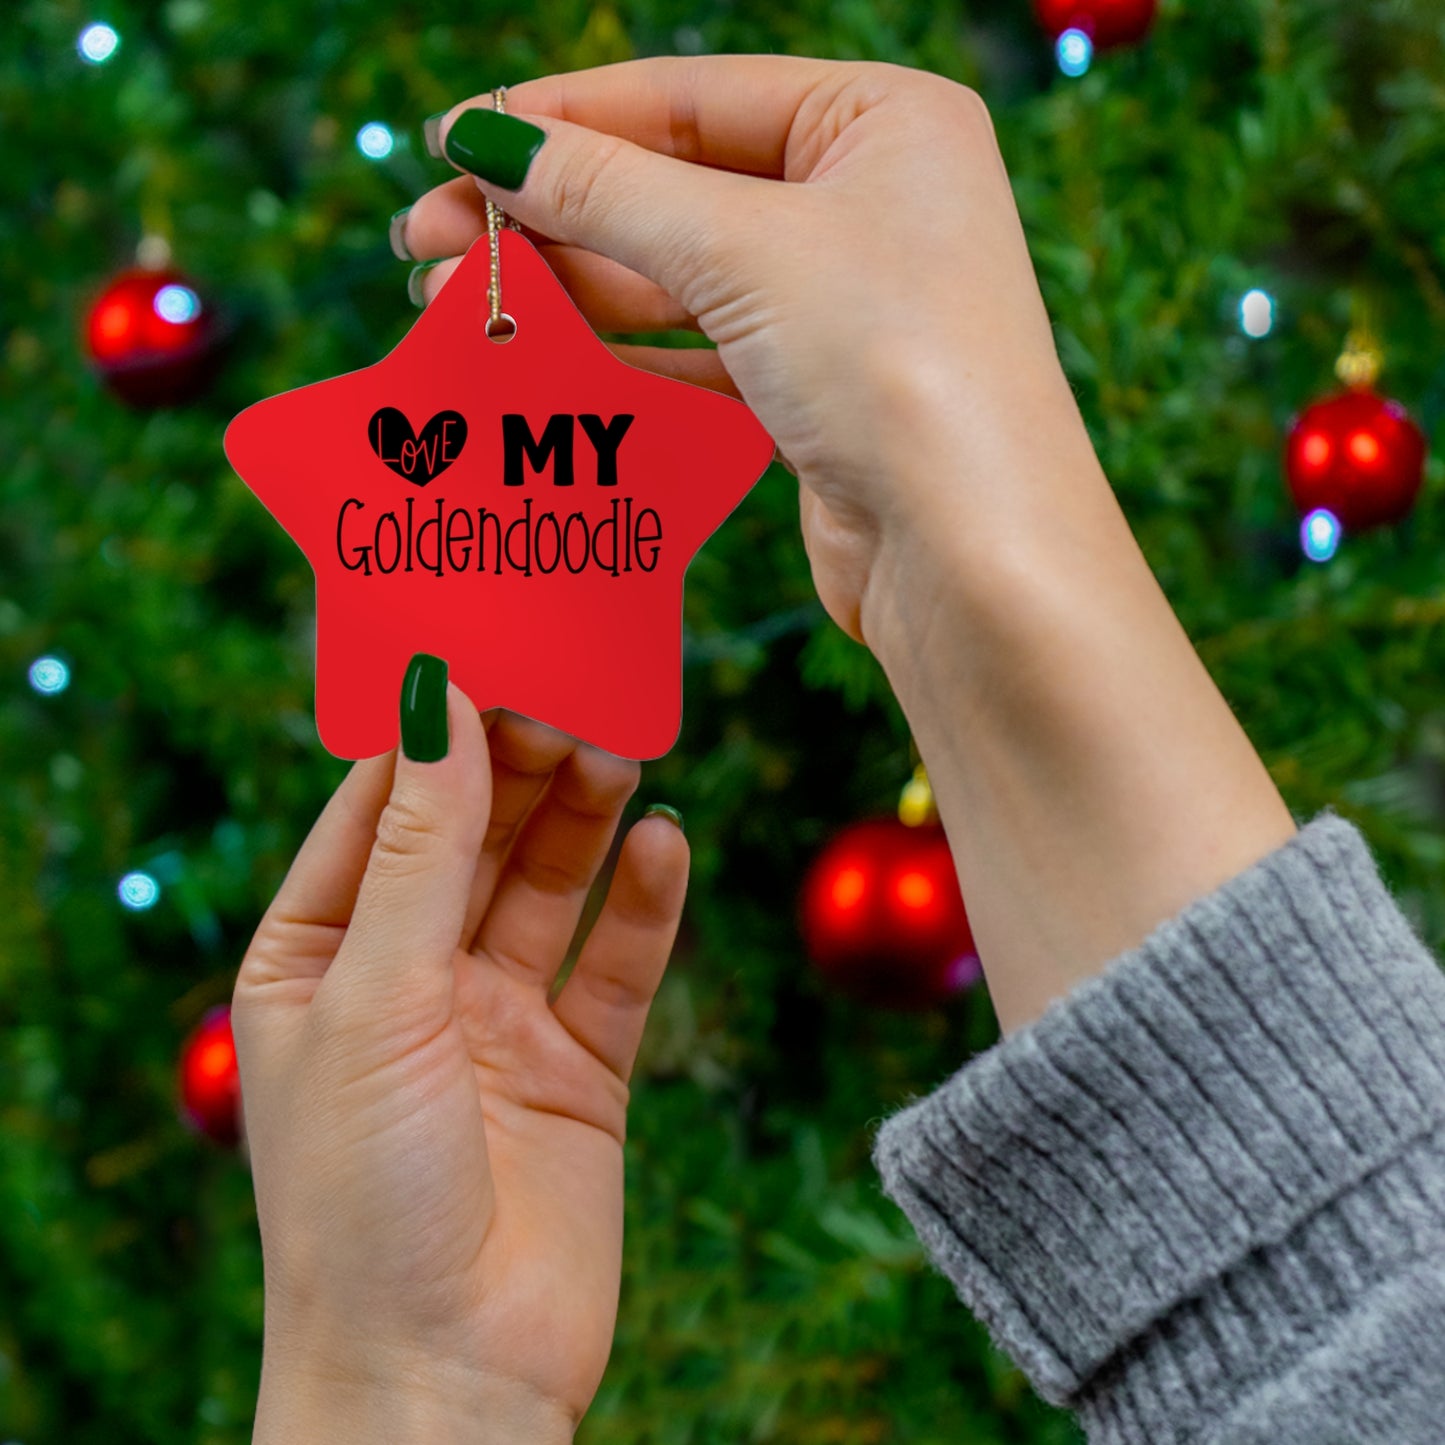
left=3, top=0, right=1444, bottom=1441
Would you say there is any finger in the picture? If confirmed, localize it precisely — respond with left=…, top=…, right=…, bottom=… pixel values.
left=551, top=810, right=690, bottom=1081
left=436, top=102, right=768, bottom=310
left=401, top=177, right=698, bottom=330
left=235, top=752, right=396, bottom=994
left=494, top=56, right=847, bottom=178
left=472, top=743, right=640, bottom=991
left=538, top=245, right=699, bottom=332
left=606, top=343, right=742, bottom=398
left=409, top=254, right=462, bottom=308
left=396, top=176, right=580, bottom=261
left=231, top=752, right=395, bottom=1086
left=407, top=232, right=697, bottom=334
left=460, top=711, right=590, bottom=950
left=395, top=175, right=489, bottom=260
left=328, top=674, right=492, bottom=1019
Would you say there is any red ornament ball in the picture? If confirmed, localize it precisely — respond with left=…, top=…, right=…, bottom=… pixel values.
left=1034, top=0, right=1157, bottom=48
left=1285, top=388, right=1428, bottom=532
left=800, top=818, right=980, bottom=1010
left=178, top=1005, right=242, bottom=1148
left=85, top=267, right=220, bottom=407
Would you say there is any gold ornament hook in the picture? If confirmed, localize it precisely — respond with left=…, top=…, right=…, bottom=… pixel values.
left=1335, top=297, right=1382, bottom=389
left=898, top=763, right=937, bottom=827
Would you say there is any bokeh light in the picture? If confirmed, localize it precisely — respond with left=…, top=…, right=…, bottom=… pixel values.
left=78, top=22, right=120, bottom=64
left=118, top=871, right=161, bottom=911
left=895, top=870, right=936, bottom=910
left=153, top=284, right=201, bottom=324
left=1056, top=28, right=1093, bottom=77
left=1239, top=288, right=1274, bottom=338
left=1348, top=430, right=1381, bottom=466
left=1301, top=508, right=1342, bottom=563
left=356, top=122, right=395, bottom=159
left=829, top=865, right=867, bottom=911
left=28, top=657, right=70, bottom=695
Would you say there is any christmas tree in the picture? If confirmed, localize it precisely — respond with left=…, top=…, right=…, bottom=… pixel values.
left=2, top=1, right=1442, bottom=1441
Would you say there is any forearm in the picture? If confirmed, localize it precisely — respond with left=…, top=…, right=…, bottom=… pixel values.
left=859, top=373, right=1295, bottom=1033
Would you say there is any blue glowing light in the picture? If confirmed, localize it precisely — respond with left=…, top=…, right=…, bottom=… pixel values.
left=1301, top=508, right=1342, bottom=563
left=1240, top=288, right=1275, bottom=339
left=356, top=122, right=395, bottom=160
left=153, top=284, right=201, bottom=324
left=1056, top=28, right=1093, bottom=77
left=28, top=657, right=70, bottom=695
left=118, top=871, right=161, bottom=911
left=78, top=22, right=120, bottom=64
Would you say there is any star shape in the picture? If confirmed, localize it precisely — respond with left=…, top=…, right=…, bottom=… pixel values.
left=225, top=230, right=774, bottom=760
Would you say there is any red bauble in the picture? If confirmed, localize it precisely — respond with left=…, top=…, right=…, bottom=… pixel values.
left=85, top=267, right=221, bottom=407
left=178, top=1005, right=242, bottom=1147
left=1285, top=388, right=1428, bottom=532
left=800, top=818, right=980, bottom=1010
left=1034, top=0, right=1157, bottom=48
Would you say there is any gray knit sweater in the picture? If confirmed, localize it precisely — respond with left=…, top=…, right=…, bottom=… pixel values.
left=872, top=814, right=1445, bottom=1443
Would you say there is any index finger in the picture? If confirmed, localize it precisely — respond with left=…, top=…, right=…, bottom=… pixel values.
left=448, top=55, right=846, bottom=180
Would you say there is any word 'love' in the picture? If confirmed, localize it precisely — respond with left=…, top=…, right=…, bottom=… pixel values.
left=369, top=408, right=468, bottom=485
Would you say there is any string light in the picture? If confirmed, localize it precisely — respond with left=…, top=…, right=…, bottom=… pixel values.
left=118, top=871, right=161, bottom=911
left=946, top=952, right=984, bottom=992
left=153, top=284, right=201, bottom=325
left=1239, top=289, right=1275, bottom=338
left=1057, top=28, right=1093, bottom=76
left=28, top=657, right=70, bottom=695
left=356, top=122, right=395, bottom=160
left=1301, top=508, right=1342, bottom=563
left=78, top=22, right=120, bottom=64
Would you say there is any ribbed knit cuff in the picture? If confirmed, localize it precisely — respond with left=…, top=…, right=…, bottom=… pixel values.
left=871, top=814, right=1445, bottom=1431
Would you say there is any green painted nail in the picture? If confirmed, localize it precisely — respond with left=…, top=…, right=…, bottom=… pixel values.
left=443, top=107, right=546, bottom=191
left=423, top=112, right=446, bottom=159
left=388, top=206, right=413, bottom=262
left=400, top=653, right=449, bottom=762
left=407, top=259, right=442, bottom=308
left=644, top=803, right=684, bottom=834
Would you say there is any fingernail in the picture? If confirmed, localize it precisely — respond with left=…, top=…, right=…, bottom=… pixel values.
left=644, top=803, right=684, bottom=835
left=388, top=206, right=413, bottom=262
left=443, top=107, right=546, bottom=191
left=407, top=259, right=443, bottom=308
left=400, top=653, right=449, bottom=762
left=423, top=112, right=447, bottom=159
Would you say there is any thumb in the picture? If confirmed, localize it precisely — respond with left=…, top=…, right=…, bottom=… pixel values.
left=328, top=654, right=490, bottom=1019
left=438, top=102, right=764, bottom=317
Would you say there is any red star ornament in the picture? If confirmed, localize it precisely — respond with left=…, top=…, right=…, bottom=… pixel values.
left=225, top=230, right=774, bottom=760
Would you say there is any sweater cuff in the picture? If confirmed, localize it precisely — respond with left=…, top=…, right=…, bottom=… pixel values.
left=871, top=814, right=1445, bottom=1408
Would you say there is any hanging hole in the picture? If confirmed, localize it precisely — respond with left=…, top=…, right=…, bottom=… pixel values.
left=486, top=313, right=517, bottom=344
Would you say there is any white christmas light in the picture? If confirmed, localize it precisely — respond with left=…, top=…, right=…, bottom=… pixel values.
left=118, top=871, right=161, bottom=911
left=78, top=23, right=120, bottom=64
left=1240, top=288, right=1275, bottom=339
left=154, top=284, right=201, bottom=324
left=1057, top=29, right=1093, bottom=77
left=1301, top=508, right=1341, bottom=563
left=356, top=122, right=395, bottom=160
left=28, top=657, right=70, bottom=695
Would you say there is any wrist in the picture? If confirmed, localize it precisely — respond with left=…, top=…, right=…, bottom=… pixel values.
left=856, top=356, right=1121, bottom=697
left=253, top=1343, right=575, bottom=1445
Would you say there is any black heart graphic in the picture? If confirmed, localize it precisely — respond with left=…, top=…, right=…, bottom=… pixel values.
left=368, top=407, right=468, bottom=486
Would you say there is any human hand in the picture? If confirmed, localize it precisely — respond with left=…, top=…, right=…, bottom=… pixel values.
left=397, top=57, right=1098, bottom=649
left=233, top=658, right=688, bottom=1443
